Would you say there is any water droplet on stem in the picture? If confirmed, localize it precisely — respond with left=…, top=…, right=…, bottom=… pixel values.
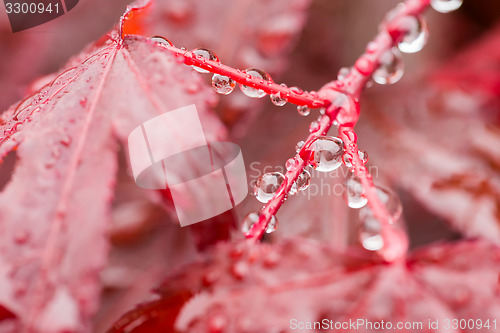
left=191, top=48, right=219, bottom=73
left=311, top=137, right=344, bottom=172
left=373, top=48, right=404, bottom=85
left=212, top=74, right=235, bottom=95
left=297, top=105, right=310, bottom=116
left=240, top=69, right=271, bottom=98
left=150, top=36, right=173, bottom=47
left=398, top=15, right=429, bottom=53
left=431, top=0, right=462, bottom=13
left=344, top=174, right=368, bottom=208
left=254, top=172, right=285, bottom=203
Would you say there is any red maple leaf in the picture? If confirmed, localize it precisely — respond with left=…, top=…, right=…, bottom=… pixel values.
left=109, top=238, right=500, bottom=332
left=0, top=14, right=226, bottom=333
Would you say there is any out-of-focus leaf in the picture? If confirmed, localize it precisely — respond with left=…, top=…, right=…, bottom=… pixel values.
left=0, top=7, right=227, bottom=329
left=108, top=238, right=500, bottom=332
left=359, top=24, right=500, bottom=243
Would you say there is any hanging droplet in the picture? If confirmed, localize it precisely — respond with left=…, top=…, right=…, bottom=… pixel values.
left=398, top=15, right=429, bottom=53
left=297, top=105, right=310, bottom=116
left=359, top=215, right=384, bottom=251
left=270, top=92, right=287, bottom=106
left=289, top=169, right=311, bottom=195
left=358, top=150, right=368, bottom=164
left=359, top=186, right=403, bottom=223
left=270, top=83, right=287, bottom=106
left=295, top=141, right=305, bottom=153
left=241, top=212, right=259, bottom=233
left=239, top=69, right=271, bottom=98
left=150, top=36, right=173, bottom=47
left=431, top=0, right=462, bottom=13
left=311, top=137, right=344, bottom=172
left=337, top=67, right=351, bottom=81
left=344, top=174, right=368, bottom=209
left=212, top=74, right=235, bottom=95
left=191, top=48, right=219, bottom=73
left=374, top=186, right=403, bottom=222
left=309, top=120, right=320, bottom=133
left=295, top=169, right=311, bottom=191
left=373, top=48, right=404, bottom=85
left=342, top=150, right=369, bottom=169
left=253, top=172, right=285, bottom=203
left=285, top=157, right=299, bottom=171
left=265, top=215, right=278, bottom=234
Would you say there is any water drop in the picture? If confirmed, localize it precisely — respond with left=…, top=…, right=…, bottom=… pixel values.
left=309, top=120, right=320, bottom=133
left=342, top=150, right=368, bottom=169
left=311, top=136, right=344, bottom=172
left=431, top=0, right=462, bottom=13
left=241, top=212, right=259, bottom=233
left=373, top=48, right=404, bottom=85
left=265, top=215, right=278, bottom=234
left=358, top=150, right=368, bottom=164
left=297, top=105, right=310, bottom=116
left=270, top=86, right=287, bottom=106
left=359, top=215, right=384, bottom=251
left=374, top=187, right=403, bottom=222
left=333, top=92, right=358, bottom=127
left=359, top=186, right=403, bottom=223
left=344, top=174, right=367, bottom=208
left=337, top=67, right=351, bottom=81
left=295, top=141, right=305, bottom=153
left=253, top=172, right=285, bottom=203
left=191, top=48, right=219, bottom=73
left=285, top=157, right=299, bottom=171
left=211, top=74, right=235, bottom=95
left=295, top=169, right=311, bottom=191
left=150, top=36, right=173, bottom=47
left=289, top=86, right=303, bottom=95
left=290, top=169, right=311, bottom=195
left=239, top=69, right=271, bottom=98
left=354, top=57, right=372, bottom=75
left=398, top=15, right=429, bottom=53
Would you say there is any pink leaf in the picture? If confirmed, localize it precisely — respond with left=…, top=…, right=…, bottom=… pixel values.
left=0, top=21, right=226, bottom=332
left=109, top=238, right=500, bottom=332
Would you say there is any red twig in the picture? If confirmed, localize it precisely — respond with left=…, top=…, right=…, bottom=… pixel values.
left=243, top=0, right=430, bottom=261
left=155, top=45, right=330, bottom=109
left=143, top=0, right=432, bottom=260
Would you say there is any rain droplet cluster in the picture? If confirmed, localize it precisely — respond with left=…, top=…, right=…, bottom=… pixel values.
left=148, top=37, right=316, bottom=116
left=371, top=1, right=461, bottom=86
left=150, top=0, right=462, bottom=244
